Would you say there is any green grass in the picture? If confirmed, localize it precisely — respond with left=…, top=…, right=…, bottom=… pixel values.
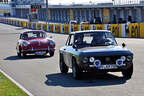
left=0, top=72, right=28, bottom=96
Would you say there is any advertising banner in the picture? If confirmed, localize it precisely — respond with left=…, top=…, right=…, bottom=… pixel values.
left=128, top=23, right=140, bottom=38
left=111, top=24, right=122, bottom=37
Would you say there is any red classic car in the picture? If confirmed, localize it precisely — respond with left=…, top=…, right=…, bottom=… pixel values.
left=16, top=30, right=55, bottom=57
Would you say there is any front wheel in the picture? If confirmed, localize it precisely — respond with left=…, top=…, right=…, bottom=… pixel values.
left=17, top=47, right=26, bottom=57
left=72, top=59, right=81, bottom=80
left=49, top=52, right=54, bottom=57
left=122, top=65, right=133, bottom=79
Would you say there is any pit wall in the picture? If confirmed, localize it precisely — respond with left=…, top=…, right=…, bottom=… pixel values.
left=0, top=17, right=144, bottom=38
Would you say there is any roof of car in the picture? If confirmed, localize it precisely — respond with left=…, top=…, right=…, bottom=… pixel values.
left=70, top=30, right=111, bottom=35
left=22, top=30, right=45, bottom=34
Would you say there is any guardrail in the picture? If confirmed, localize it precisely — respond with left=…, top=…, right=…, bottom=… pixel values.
left=0, top=17, right=144, bottom=38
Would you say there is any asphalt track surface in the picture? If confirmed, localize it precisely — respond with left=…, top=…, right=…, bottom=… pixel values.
left=0, top=23, right=144, bottom=96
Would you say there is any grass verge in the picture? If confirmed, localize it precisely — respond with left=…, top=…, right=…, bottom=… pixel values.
left=0, top=72, right=28, bottom=96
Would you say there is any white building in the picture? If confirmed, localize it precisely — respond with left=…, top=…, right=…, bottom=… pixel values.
left=0, top=0, right=11, bottom=16
left=13, top=0, right=44, bottom=5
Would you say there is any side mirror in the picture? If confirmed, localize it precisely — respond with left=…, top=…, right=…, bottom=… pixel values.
left=72, top=44, right=77, bottom=49
left=122, top=43, right=126, bottom=48
left=49, top=36, right=53, bottom=39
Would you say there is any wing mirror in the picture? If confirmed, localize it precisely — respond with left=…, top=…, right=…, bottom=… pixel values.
left=122, top=43, right=126, bottom=48
left=72, top=44, right=77, bottom=49
left=49, top=36, right=53, bottom=39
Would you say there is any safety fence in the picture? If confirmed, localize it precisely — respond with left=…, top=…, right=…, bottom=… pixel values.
left=0, top=17, right=144, bottom=38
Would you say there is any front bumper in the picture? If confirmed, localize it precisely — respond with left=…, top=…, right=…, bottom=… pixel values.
left=22, top=48, right=55, bottom=54
left=79, top=62, right=133, bottom=72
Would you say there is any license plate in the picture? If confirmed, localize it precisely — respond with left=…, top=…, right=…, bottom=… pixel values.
left=100, top=64, right=118, bottom=69
left=35, top=51, right=46, bottom=55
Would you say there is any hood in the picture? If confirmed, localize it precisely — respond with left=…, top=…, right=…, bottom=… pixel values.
left=78, top=45, right=133, bottom=56
left=26, top=38, right=49, bottom=48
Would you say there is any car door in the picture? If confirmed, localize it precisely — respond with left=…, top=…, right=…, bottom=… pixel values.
left=63, top=35, right=71, bottom=66
left=63, top=34, right=74, bottom=67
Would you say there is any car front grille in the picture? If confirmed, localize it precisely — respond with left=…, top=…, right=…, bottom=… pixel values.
left=91, top=56, right=122, bottom=64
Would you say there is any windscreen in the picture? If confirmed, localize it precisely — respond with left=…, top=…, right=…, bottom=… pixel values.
left=22, top=31, right=47, bottom=40
left=74, top=32, right=117, bottom=48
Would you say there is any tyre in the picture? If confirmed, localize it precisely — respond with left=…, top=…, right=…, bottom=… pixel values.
left=122, top=65, right=133, bottom=79
left=59, top=54, right=69, bottom=73
left=72, top=58, right=81, bottom=80
left=49, top=52, right=54, bottom=57
left=17, top=47, right=26, bottom=57
left=17, top=52, right=21, bottom=57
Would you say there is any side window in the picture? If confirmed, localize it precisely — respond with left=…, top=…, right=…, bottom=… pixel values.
left=20, top=34, right=22, bottom=39
left=65, top=35, right=70, bottom=46
left=69, top=35, right=74, bottom=46
left=65, top=35, right=74, bottom=46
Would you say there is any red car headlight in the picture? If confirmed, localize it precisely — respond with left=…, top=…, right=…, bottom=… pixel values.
left=23, top=41, right=30, bottom=47
left=50, top=41, right=55, bottom=48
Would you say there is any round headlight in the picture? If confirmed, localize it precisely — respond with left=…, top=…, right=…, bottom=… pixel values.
left=50, top=41, right=55, bottom=46
left=94, top=60, right=101, bottom=67
left=89, top=57, right=95, bottom=63
left=121, top=56, right=126, bottom=61
left=127, top=56, right=133, bottom=61
left=23, top=41, right=29, bottom=47
left=83, top=57, right=88, bottom=63
left=116, top=59, right=123, bottom=67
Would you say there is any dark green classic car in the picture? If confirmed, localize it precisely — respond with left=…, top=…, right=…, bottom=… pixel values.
left=59, top=30, right=133, bottom=80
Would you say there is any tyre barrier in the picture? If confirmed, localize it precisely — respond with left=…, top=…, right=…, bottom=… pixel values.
left=0, top=17, right=144, bottom=38
left=95, top=24, right=105, bottom=30
left=49, top=24, right=54, bottom=32
left=55, top=24, right=61, bottom=33
left=38, top=23, right=42, bottom=30
left=21, top=21, right=26, bottom=28
left=72, top=24, right=79, bottom=32
left=32, top=22, right=37, bottom=30
left=43, top=24, right=48, bottom=31
left=64, top=24, right=70, bottom=34
left=81, top=24, right=91, bottom=31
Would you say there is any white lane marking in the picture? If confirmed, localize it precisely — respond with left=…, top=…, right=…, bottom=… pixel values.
left=0, top=69, right=34, bottom=96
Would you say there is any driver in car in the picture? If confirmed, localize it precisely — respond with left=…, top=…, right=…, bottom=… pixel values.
left=91, top=34, right=106, bottom=45
left=74, top=35, right=86, bottom=48
left=23, top=34, right=28, bottom=39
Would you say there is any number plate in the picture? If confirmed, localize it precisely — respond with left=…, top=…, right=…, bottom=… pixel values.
left=100, top=64, right=118, bottom=69
left=35, top=51, right=46, bottom=55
